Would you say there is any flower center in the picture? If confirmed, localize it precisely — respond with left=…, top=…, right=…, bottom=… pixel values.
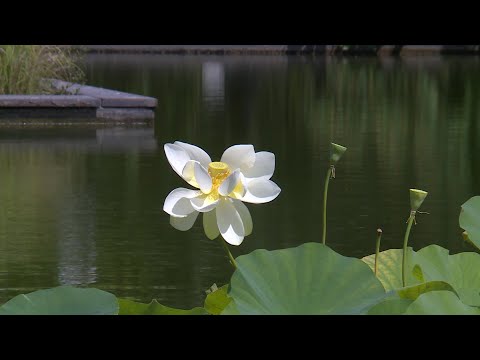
left=208, top=162, right=231, bottom=188
left=207, top=162, right=231, bottom=200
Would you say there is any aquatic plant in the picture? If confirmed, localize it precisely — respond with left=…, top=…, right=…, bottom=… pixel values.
left=163, top=141, right=281, bottom=267
left=0, top=45, right=84, bottom=95
left=0, top=286, right=118, bottom=315
left=402, top=189, right=428, bottom=286
left=0, top=142, right=479, bottom=315
left=374, top=228, right=383, bottom=276
left=223, top=243, right=386, bottom=314
left=460, top=196, right=480, bottom=250
left=322, top=142, right=347, bottom=245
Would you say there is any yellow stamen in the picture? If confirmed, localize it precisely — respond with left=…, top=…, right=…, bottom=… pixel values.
left=207, top=162, right=231, bottom=201
left=208, top=162, right=230, bottom=177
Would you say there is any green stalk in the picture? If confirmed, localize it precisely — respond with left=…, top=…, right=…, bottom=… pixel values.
left=322, top=167, right=332, bottom=245
left=402, top=189, right=428, bottom=287
left=218, top=238, right=237, bottom=269
left=374, top=229, right=383, bottom=276
left=321, top=143, right=347, bottom=246
left=402, top=214, right=415, bottom=287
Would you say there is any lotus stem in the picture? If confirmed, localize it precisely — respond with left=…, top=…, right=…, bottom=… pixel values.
left=218, top=238, right=237, bottom=269
left=375, top=228, right=383, bottom=276
left=402, top=215, right=414, bottom=287
left=322, top=143, right=347, bottom=246
left=402, top=189, right=428, bottom=287
left=322, top=167, right=332, bottom=245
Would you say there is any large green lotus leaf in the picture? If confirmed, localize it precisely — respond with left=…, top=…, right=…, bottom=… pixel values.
left=364, top=245, right=480, bottom=306
left=118, top=299, right=207, bottom=315
left=220, top=301, right=240, bottom=315
left=412, top=265, right=425, bottom=282
left=204, top=285, right=231, bottom=315
left=367, top=298, right=412, bottom=315
left=459, top=196, right=480, bottom=250
left=405, top=291, right=480, bottom=315
left=411, top=245, right=480, bottom=306
left=397, top=281, right=456, bottom=301
left=0, top=286, right=118, bottom=315
left=362, top=248, right=420, bottom=291
left=462, top=231, right=477, bottom=249
left=228, top=243, right=387, bottom=315
left=367, top=280, right=455, bottom=315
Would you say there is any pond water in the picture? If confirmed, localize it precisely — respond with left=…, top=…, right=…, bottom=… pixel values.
left=0, top=54, right=478, bottom=309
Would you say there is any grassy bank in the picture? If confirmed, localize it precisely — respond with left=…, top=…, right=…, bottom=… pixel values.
left=0, top=45, right=85, bottom=95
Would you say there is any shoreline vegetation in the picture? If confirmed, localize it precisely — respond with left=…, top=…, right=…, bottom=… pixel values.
left=69, top=45, right=480, bottom=56
left=0, top=45, right=85, bottom=95
left=1, top=44, right=479, bottom=96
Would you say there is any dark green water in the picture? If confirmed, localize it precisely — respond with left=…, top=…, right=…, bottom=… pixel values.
left=0, top=54, right=478, bottom=308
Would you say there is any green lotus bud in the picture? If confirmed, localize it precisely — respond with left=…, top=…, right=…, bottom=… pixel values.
left=462, top=231, right=474, bottom=246
left=329, top=143, right=347, bottom=165
left=462, top=230, right=479, bottom=250
left=409, top=189, right=428, bottom=211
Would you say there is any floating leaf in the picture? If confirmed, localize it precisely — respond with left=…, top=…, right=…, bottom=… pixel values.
left=227, top=243, right=386, bottom=315
left=204, top=284, right=231, bottom=315
left=118, top=299, right=207, bottom=315
left=364, top=245, right=480, bottom=306
left=405, top=291, right=480, bottom=315
left=412, top=265, right=425, bottom=282
left=220, top=300, right=240, bottom=315
left=410, top=245, right=480, bottom=306
left=367, top=298, right=412, bottom=315
left=367, top=281, right=456, bottom=315
left=397, top=281, right=456, bottom=301
left=362, top=248, right=420, bottom=291
left=0, top=286, right=118, bottom=315
left=462, top=231, right=476, bottom=248
left=459, top=196, right=480, bottom=250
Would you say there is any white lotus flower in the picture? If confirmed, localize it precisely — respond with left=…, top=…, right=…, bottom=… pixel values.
left=163, top=141, right=281, bottom=246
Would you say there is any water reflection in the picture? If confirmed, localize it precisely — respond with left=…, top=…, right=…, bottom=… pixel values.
left=0, top=55, right=478, bottom=308
left=202, top=62, right=224, bottom=112
left=57, top=193, right=97, bottom=285
left=96, top=128, right=158, bottom=152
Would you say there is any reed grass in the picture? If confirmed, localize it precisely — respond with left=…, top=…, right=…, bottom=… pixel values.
left=0, top=45, right=84, bottom=95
